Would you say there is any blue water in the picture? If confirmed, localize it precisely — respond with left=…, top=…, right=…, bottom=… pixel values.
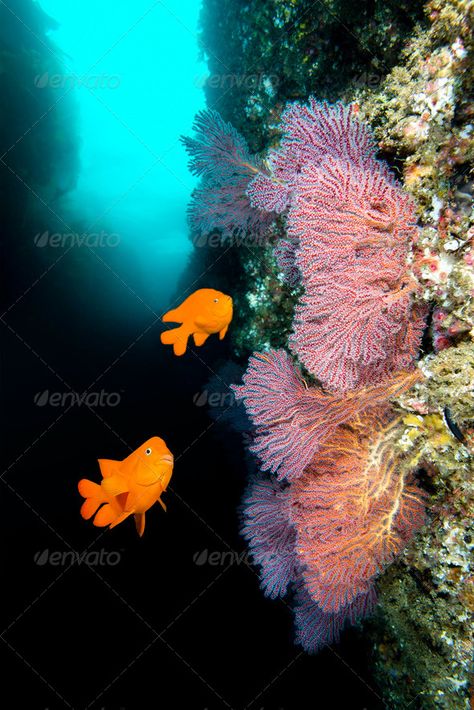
left=39, top=0, right=206, bottom=309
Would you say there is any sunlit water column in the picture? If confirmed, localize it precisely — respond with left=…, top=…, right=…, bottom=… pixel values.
left=39, top=0, right=206, bottom=310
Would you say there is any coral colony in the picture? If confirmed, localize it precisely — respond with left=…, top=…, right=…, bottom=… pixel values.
left=183, top=99, right=428, bottom=652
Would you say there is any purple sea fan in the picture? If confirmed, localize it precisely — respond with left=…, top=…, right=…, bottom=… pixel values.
left=273, top=239, right=300, bottom=287
left=182, top=109, right=257, bottom=182
left=241, top=475, right=298, bottom=599
left=232, top=349, right=421, bottom=481
left=182, top=109, right=274, bottom=239
left=292, top=579, right=377, bottom=653
left=246, top=170, right=292, bottom=214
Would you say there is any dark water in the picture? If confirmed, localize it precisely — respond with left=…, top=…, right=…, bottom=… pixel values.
left=1, top=255, right=384, bottom=709
left=1, top=1, right=384, bottom=708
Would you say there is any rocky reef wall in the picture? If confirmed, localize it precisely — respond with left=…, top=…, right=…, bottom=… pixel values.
left=187, top=1, right=474, bottom=707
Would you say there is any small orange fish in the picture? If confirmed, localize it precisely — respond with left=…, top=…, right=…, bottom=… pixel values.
left=78, top=437, right=174, bottom=537
left=161, top=288, right=233, bottom=356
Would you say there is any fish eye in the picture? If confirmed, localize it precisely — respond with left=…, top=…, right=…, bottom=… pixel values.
left=213, top=298, right=219, bottom=303
left=145, top=447, right=152, bottom=456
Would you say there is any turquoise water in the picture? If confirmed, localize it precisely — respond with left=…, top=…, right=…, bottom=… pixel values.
left=39, top=0, right=206, bottom=308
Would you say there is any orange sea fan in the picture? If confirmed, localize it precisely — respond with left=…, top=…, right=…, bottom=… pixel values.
left=290, top=408, right=427, bottom=613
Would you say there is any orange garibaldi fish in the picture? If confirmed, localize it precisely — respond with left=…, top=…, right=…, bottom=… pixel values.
left=161, top=288, right=233, bottom=356
left=78, top=437, right=174, bottom=537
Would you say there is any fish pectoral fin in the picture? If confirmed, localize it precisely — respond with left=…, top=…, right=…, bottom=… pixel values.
left=194, top=316, right=211, bottom=329
left=108, top=510, right=134, bottom=529
left=218, top=325, right=229, bottom=340
left=193, top=331, right=210, bottom=347
left=135, top=467, right=162, bottom=486
left=160, top=325, right=190, bottom=356
left=134, top=513, right=146, bottom=537
left=98, top=458, right=118, bottom=478
left=158, top=497, right=167, bottom=512
left=108, top=489, right=142, bottom=528
left=101, top=474, right=130, bottom=497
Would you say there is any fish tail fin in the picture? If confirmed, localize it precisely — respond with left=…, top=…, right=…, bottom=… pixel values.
left=160, top=325, right=190, bottom=356
left=78, top=479, right=104, bottom=520
left=78, top=478, right=126, bottom=528
left=93, top=504, right=120, bottom=527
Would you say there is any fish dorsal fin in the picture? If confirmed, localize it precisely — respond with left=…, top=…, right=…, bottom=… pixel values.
left=162, top=306, right=184, bottom=323
left=101, top=474, right=130, bottom=497
left=98, top=459, right=119, bottom=478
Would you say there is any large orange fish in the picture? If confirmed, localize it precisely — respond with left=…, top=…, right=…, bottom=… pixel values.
left=161, top=288, right=233, bottom=356
left=78, top=437, right=174, bottom=537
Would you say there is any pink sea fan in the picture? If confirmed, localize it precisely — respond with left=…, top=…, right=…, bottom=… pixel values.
left=232, top=350, right=421, bottom=481
left=245, top=102, right=425, bottom=392
left=290, top=411, right=426, bottom=613
left=290, top=276, right=425, bottom=391
left=182, top=109, right=274, bottom=238
left=246, top=100, right=382, bottom=213
left=241, top=476, right=298, bottom=599
left=288, top=158, right=425, bottom=391
left=275, top=98, right=379, bottom=177
left=293, top=580, right=377, bottom=653
left=289, top=157, right=416, bottom=269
